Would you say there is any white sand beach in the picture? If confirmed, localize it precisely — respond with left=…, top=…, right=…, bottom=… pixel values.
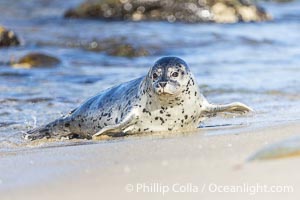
left=1, top=122, right=300, bottom=200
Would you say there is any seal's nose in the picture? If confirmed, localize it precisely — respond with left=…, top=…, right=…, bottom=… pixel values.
left=159, top=82, right=167, bottom=88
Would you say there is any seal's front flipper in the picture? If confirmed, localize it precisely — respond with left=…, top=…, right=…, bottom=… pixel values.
left=92, top=111, right=138, bottom=139
left=204, top=102, right=253, bottom=116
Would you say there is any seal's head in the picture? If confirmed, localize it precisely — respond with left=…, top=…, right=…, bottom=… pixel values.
left=147, top=56, right=191, bottom=97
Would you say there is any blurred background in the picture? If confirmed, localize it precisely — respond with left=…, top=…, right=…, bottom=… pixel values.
left=0, top=0, right=300, bottom=146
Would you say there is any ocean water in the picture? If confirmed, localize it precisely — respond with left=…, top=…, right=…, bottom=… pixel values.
left=0, top=0, right=300, bottom=148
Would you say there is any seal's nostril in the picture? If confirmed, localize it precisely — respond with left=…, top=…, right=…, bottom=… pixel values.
left=159, top=82, right=167, bottom=88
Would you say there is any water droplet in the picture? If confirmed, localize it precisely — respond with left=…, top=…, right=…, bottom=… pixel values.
left=161, top=160, right=168, bottom=166
left=124, top=165, right=131, bottom=173
left=124, top=3, right=132, bottom=11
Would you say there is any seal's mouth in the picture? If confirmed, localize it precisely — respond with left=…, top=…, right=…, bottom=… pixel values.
left=153, top=81, right=181, bottom=97
left=156, top=89, right=180, bottom=97
left=160, top=92, right=174, bottom=96
left=156, top=88, right=173, bottom=95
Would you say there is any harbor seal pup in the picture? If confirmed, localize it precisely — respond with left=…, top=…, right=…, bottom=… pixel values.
left=25, top=56, right=252, bottom=140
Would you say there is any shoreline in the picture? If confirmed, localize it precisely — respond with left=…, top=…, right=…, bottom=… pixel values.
left=1, top=121, right=300, bottom=199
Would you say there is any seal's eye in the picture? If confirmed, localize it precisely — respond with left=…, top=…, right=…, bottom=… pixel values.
left=152, top=73, right=158, bottom=79
left=172, top=72, right=179, bottom=77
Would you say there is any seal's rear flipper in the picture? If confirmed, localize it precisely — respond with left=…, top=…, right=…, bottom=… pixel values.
left=24, top=118, right=72, bottom=141
left=204, top=102, right=253, bottom=116
left=24, top=126, right=52, bottom=140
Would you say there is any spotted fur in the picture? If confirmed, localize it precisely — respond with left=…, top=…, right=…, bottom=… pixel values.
left=25, top=57, right=252, bottom=140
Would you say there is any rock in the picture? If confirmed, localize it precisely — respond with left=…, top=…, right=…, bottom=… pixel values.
left=263, top=0, right=294, bottom=2
left=211, top=2, right=270, bottom=23
left=248, top=136, right=300, bottom=161
left=0, top=26, right=20, bottom=47
left=211, top=2, right=238, bottom=23
left=83, top=38, right=150, bottom=57
left=37, top=37, right=151, bottom=57
left=64, top=0, right=271, bottom=23
left=107, top=43, right=149, bottom=57
left=11, top=53, right=61, bottom=69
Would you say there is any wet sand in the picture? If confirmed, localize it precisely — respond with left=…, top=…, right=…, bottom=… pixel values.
left=1, top=122, right=300, bottom=200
